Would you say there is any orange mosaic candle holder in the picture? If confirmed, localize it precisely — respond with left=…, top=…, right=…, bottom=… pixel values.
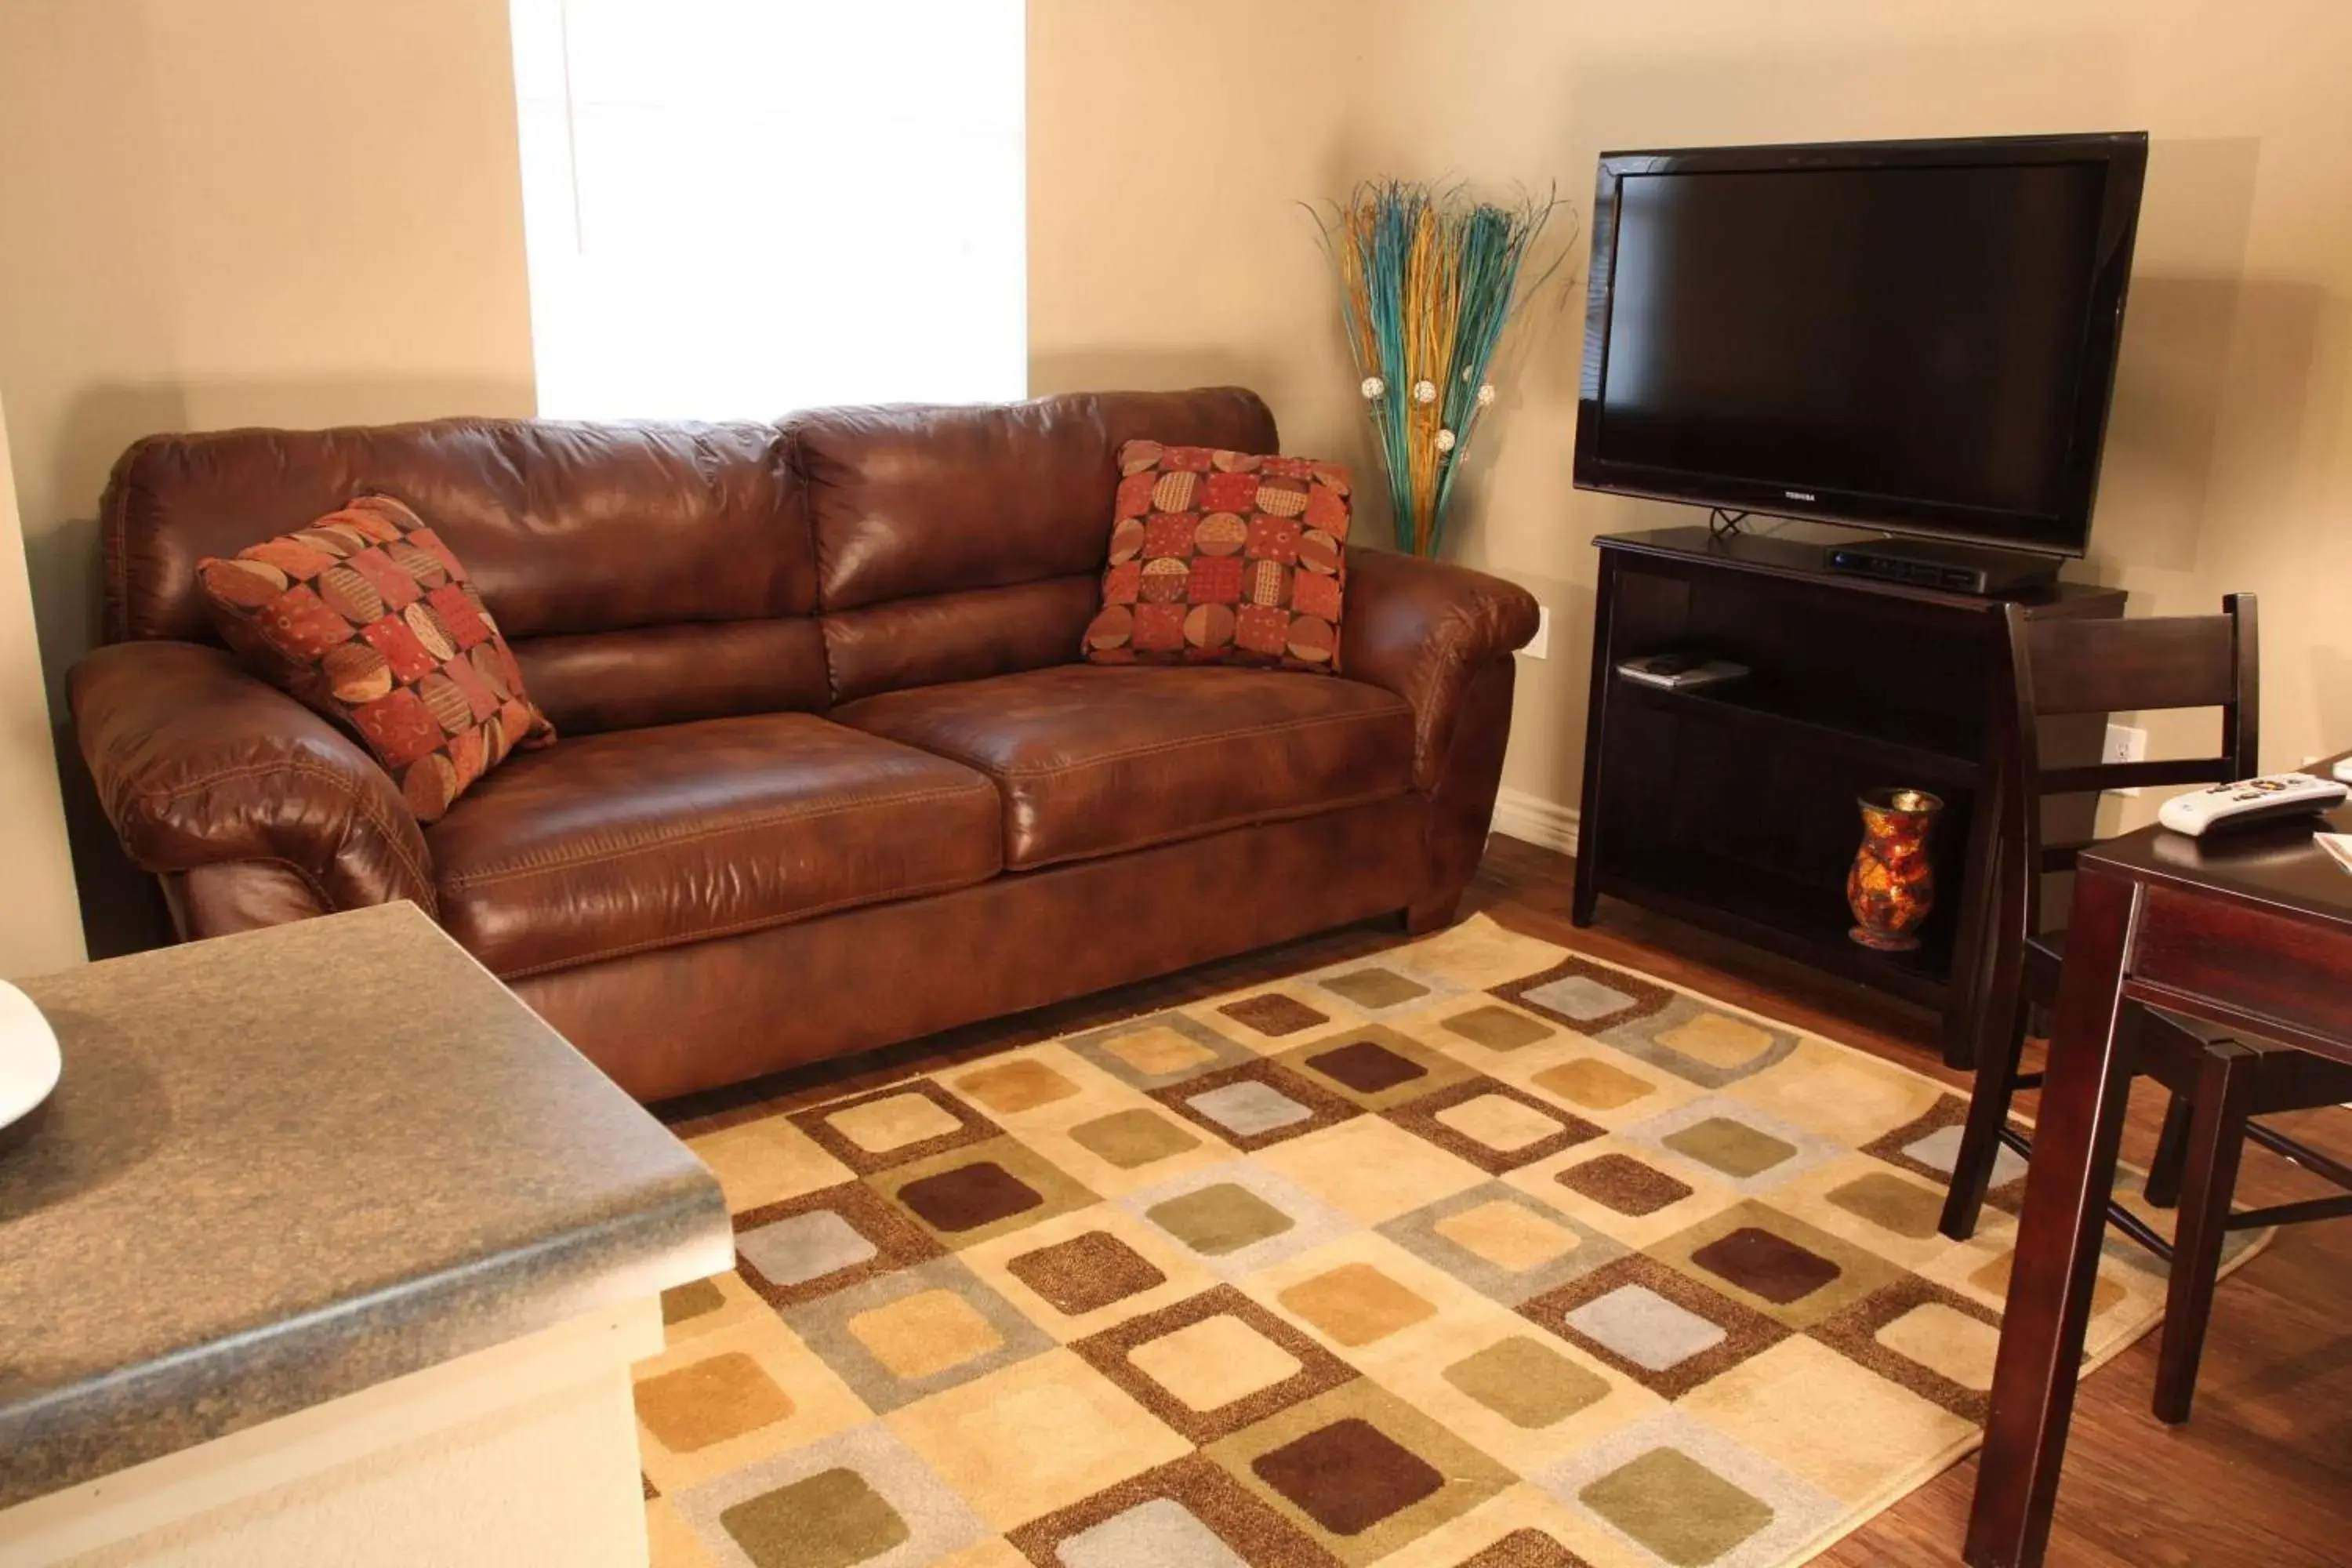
left=1846, top=787, right=1943, bottom=952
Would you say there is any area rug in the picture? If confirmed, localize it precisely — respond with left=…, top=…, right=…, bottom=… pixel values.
left=637, top=915, right=2263, bottom=1568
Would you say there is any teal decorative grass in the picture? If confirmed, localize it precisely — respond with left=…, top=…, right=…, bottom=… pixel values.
left=1312, top=182, right=1570, bottom=557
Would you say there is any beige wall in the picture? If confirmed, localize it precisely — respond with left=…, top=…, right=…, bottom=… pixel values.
left=1028, top=0, right=1371, bottom=497
left=0, top=0, right=536, bottom=949
left=0, top=0, right=536, bottom=689
left=1032, top=0, right=2352, bottom=819
left=0, top=392, right=85, bottom=976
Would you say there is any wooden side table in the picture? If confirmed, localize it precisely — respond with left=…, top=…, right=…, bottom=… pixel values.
left=1966, top=771, right=2352, bottom=1566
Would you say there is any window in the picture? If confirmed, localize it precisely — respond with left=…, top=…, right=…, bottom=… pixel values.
left=508, top=0, right=1025, bottom=420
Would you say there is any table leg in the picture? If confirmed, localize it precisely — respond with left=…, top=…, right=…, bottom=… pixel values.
left=1965, top=866, right=2142, bottom=1568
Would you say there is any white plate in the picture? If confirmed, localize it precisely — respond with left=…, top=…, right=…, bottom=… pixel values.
left=0, top=979, right=61, bottom=1133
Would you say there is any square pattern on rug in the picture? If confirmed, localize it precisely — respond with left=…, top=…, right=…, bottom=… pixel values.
left=645, top=916, right=2269, bottom=1568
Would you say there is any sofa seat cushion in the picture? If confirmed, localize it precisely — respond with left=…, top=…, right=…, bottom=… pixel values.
left=429, top=713, right=1002, bottom=978
left=832, top=664, right=1415, bottom=871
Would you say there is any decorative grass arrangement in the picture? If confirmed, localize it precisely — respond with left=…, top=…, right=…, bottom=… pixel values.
left=1313, top=182, right=1570, bottom=557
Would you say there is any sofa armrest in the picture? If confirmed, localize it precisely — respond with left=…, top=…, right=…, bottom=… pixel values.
left=71, top=641, right=437, bottom=922
left=1343, top=549, right=1541, bottom=790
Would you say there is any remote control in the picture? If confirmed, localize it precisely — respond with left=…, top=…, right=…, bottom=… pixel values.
left=1616, top=652, right=1750, bottom=691
left=1631, top=652, right=1704, bottom=677
left=2158, top=773, right=2349, bottom=837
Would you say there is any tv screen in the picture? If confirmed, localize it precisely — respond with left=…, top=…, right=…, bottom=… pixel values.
left=1574, top=133, right=2147, bottom=555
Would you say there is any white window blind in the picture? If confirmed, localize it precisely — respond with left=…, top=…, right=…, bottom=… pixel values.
left=507, top=0, right=1026, bottom=420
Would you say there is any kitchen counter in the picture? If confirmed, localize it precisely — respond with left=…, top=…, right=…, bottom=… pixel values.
left=0, top=903, right=731, bottom=1564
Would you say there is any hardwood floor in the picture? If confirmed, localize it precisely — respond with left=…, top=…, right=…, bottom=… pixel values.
left=659, top=834, right=2352, bottom=1566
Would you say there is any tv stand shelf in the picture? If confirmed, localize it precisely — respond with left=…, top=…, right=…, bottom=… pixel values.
left=1611, top=675, right=1977, bottom=787
left=1606, top=844, right=1947, bottom=1005
left=1570, top=524, right=2125, bottom=1065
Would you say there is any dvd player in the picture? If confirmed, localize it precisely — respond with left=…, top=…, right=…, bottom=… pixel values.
left=1823, top=535, right=2061, bottom=597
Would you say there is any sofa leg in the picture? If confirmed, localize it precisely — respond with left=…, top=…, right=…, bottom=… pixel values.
left=1404, top=895, right=1460, bottom=936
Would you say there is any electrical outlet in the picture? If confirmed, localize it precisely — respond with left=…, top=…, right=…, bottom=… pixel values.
left=2103, top=722, right=2147, bottom=793
left=1522, top=604, right=1552, bottom=660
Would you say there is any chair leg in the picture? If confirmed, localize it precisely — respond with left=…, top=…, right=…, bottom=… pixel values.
left=2154, top=1040, right=2252, bottom=1425
left=2144, top=1090, right=2194, bottom=1209
left=1940, top=996, right=2029, bottom=1242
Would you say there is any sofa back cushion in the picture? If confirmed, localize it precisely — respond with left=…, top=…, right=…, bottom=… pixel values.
left=103, top=418, right=822, bottom=733
left=796, top=388, right=1276, bottom=703
left=100, top=390, right=1276, bottom=724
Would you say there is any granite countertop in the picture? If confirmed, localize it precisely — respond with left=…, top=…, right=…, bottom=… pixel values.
left=0, top=903, right=731, bottom=1510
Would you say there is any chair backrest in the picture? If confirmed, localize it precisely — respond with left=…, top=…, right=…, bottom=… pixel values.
left=1998, top=595, right=2259, bottom=932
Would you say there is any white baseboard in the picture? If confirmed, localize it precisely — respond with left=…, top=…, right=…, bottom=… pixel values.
left=1490, top=787, right=1580, bottom=856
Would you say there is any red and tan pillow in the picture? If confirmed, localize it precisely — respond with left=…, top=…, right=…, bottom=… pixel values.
left=1082, top=440, right=1351, bottom=672
left=196, top=495, right=554, bottom=821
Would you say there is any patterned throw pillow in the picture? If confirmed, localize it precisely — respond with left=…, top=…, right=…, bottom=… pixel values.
left=1083, top=440, right=1351, bottom=672
left=196, top=495, right=554, bottom=821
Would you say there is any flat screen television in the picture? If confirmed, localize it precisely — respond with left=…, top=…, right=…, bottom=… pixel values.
left=1573, top=132, right=2147, bottom=557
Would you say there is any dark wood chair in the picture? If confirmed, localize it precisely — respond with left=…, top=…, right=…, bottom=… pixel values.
left=1938, top=593, right=2352, bottom=1423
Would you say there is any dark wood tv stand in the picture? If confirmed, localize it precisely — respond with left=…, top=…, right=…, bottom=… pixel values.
left=1570, top=524, right=2125, bottom=1066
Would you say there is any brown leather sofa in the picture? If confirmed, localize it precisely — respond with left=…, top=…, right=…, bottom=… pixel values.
left=70, top=388, right=1537, bottom=1102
